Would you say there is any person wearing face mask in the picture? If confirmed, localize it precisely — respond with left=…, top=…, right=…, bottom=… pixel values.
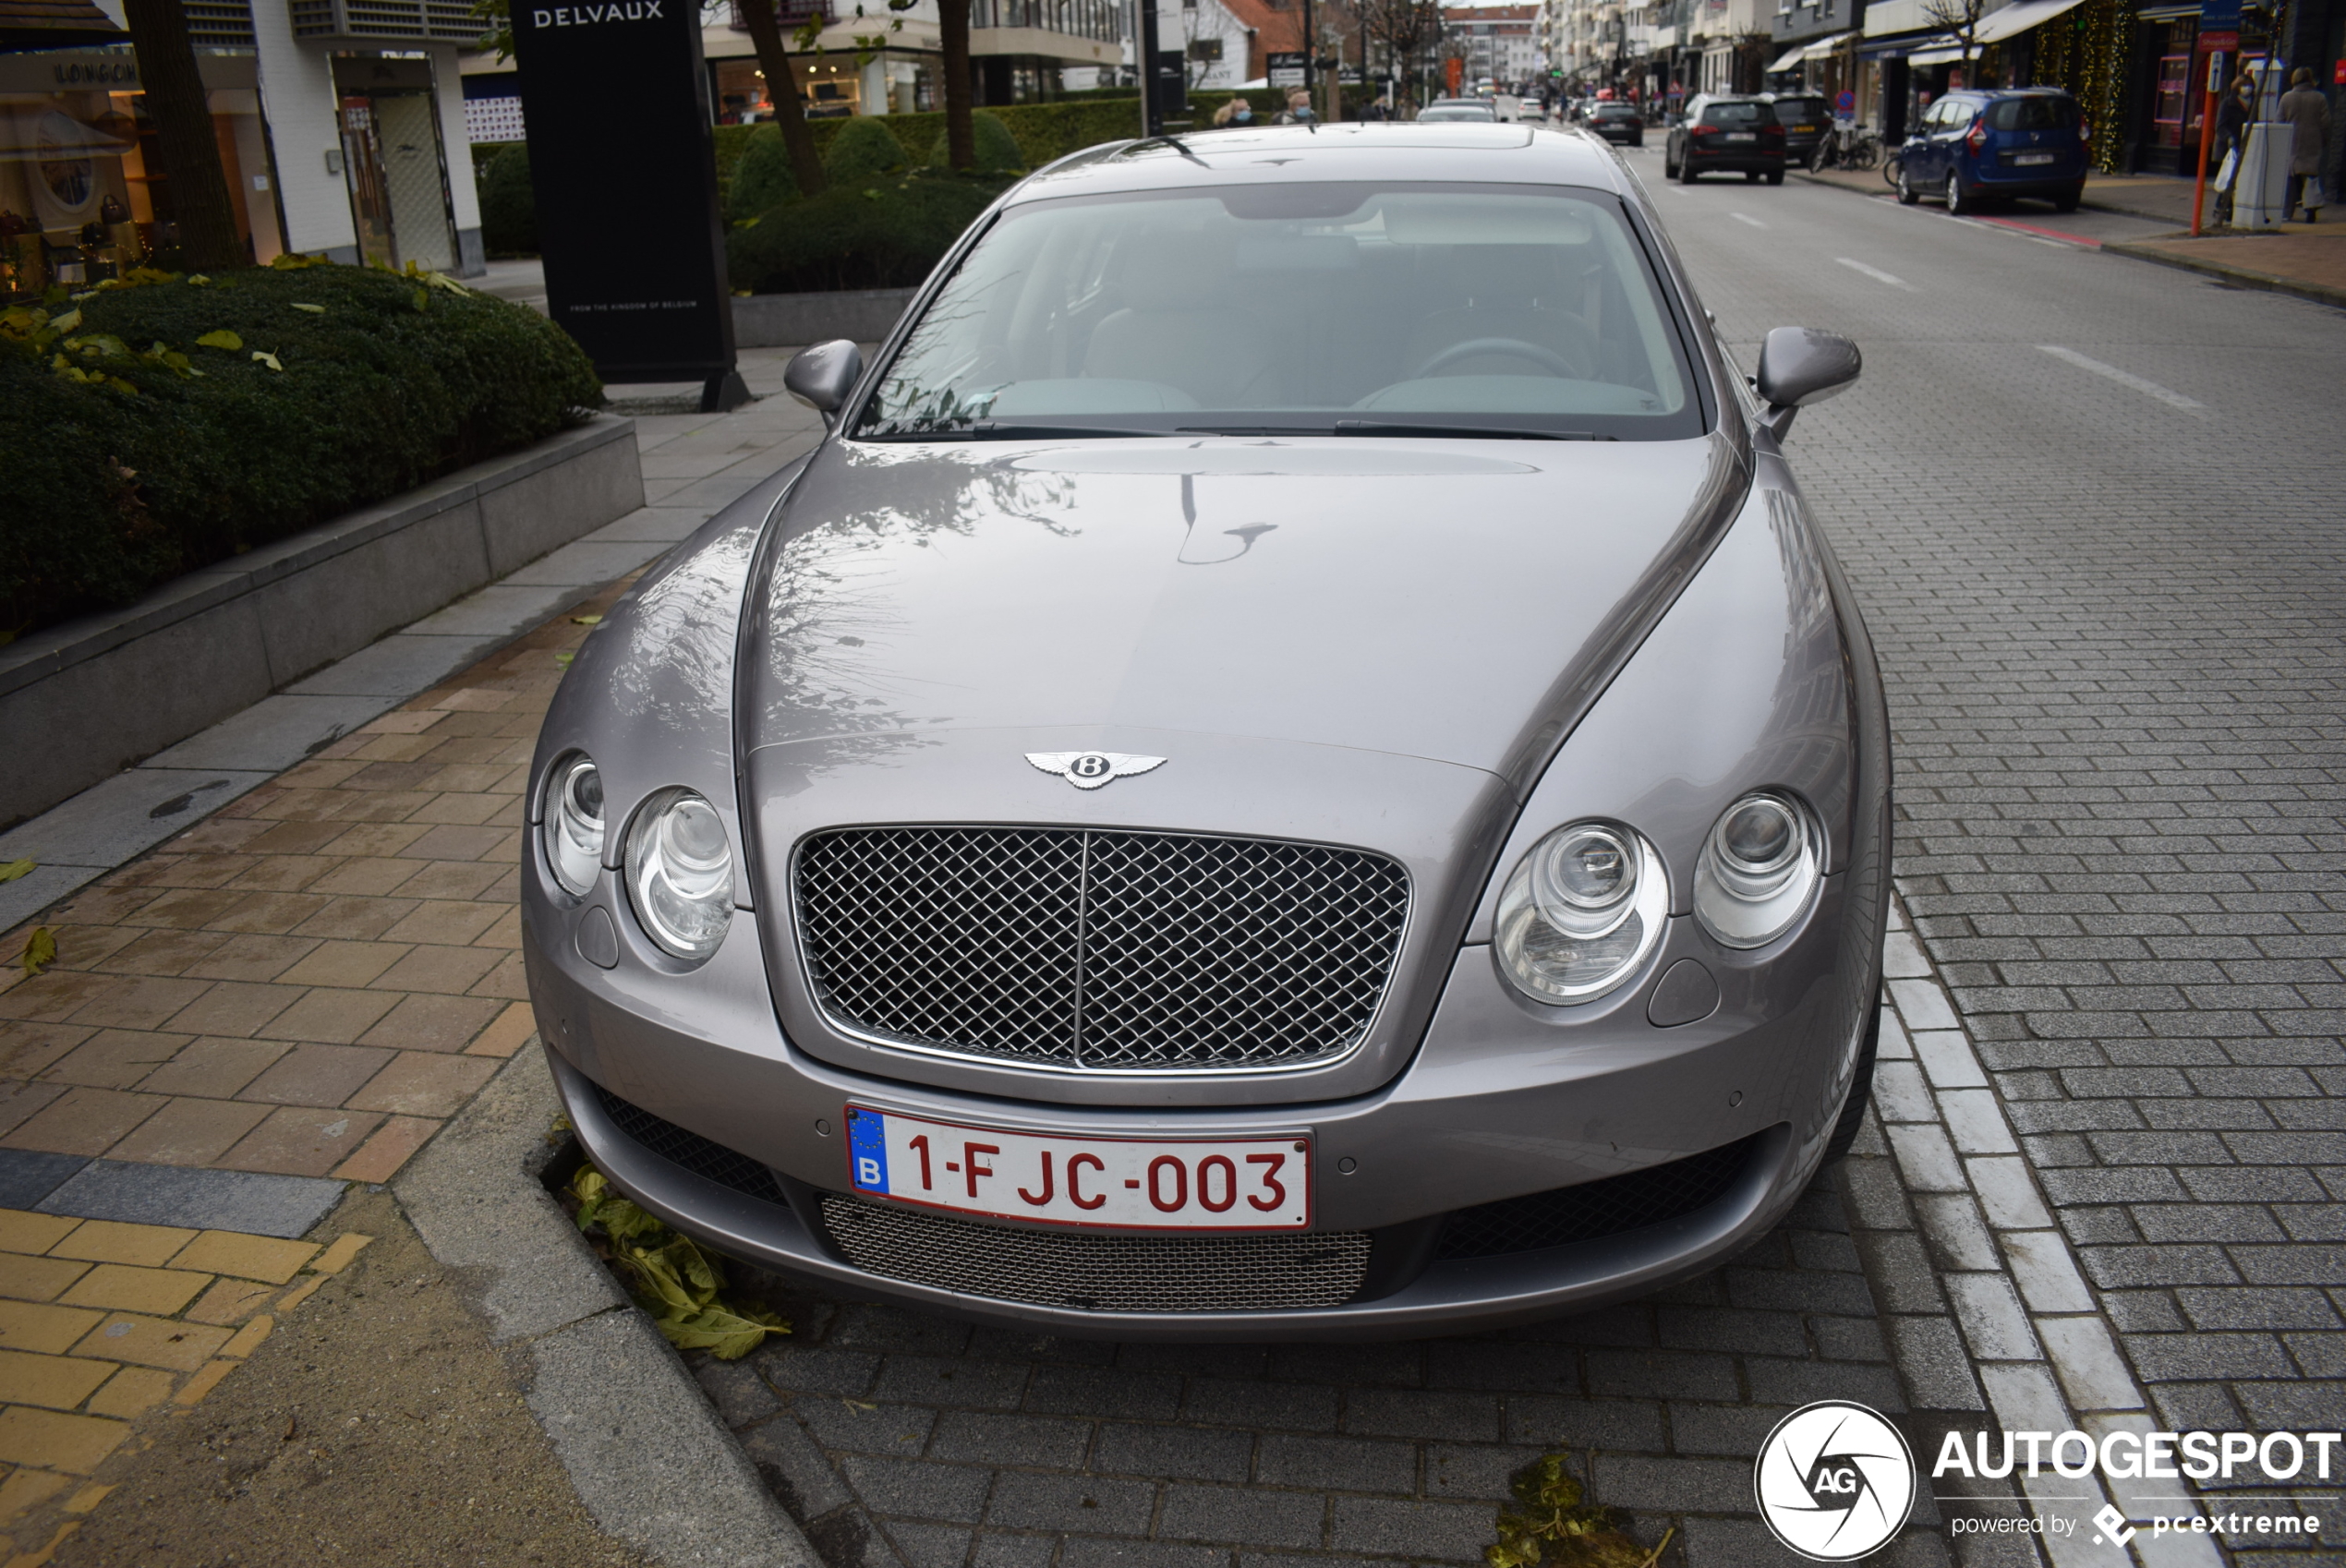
left=1213, top=96, right=1255, bottom=127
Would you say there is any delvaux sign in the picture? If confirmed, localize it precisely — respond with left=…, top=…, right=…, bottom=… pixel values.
left=512, top=0, right=746, bottom=407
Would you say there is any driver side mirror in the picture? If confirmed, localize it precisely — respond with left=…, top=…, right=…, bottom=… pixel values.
left=1755, top=326, right=1861, bottom=440
left=784, top=339, right=864, bottom=428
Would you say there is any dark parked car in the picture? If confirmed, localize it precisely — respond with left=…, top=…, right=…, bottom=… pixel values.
left=1760, top=92, right=1832, bottom=169
left=1895, top=88, right=2088, bottom=212
left=527, top=125, right=1885, bottom=1340
left=1586, top=101, right=1644, bottom=146
left=1665, top=94, right=1786, bottom=184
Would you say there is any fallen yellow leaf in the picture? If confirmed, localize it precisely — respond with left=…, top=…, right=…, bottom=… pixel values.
left=21, top=927, right=56, bottom=976
left=195, top=329, right=243, bottom=350
left=0, top=860, right=32, bottom=883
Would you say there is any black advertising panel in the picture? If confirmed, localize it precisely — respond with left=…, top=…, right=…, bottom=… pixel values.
left=512, top=0, right=742, bottom=400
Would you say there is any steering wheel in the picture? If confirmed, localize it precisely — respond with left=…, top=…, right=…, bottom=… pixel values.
left=1411, top=336, right=1586, bottom=381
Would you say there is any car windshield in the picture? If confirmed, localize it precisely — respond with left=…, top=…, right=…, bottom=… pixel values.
left=1594, top=104, right=1637, bottom=118
left=1985, top=95, right=2079, bottom=131
left=1421, top=104, right=1497, bottom=120
left=1773, top=98, right=1827, bottom=122
left=1701, top=103, right=1771, bottom=126
left=854, top=183, right=1700, bottom=440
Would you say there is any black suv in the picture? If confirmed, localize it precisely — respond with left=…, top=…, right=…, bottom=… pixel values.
left=1665, top=94, right=1787, bottom=183
left=1760, top=91, right=1832, bottom=168
left=1586, top=101, right=1644, bottom=147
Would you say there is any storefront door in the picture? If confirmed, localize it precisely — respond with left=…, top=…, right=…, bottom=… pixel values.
left=331, top=58, right=456, bottom=273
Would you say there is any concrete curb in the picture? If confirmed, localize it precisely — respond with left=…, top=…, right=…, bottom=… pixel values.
left=0, top=414, right=645, bottom=826
left=2100, top=238, right=2346, bottom=311
left=395, top=1044, right=823, bottom=1568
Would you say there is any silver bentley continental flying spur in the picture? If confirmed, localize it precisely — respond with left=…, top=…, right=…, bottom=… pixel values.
left=522, top=123, right=1888, bottom=1339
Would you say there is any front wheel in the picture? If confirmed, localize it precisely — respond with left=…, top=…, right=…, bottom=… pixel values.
left=1895, top=162, right=1919, bottom=204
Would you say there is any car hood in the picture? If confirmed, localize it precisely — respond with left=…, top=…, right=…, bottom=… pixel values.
left=742, top=434, right=1738, bottom=784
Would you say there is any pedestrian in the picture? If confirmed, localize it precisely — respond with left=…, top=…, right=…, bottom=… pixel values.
left=1213, top=96, right=1254, bottom=127
left=2211, top=73, right=2254, bottom=224
left=1276, top=87, right=1317, bottom=124
left=2278, top=66, right=2331, bottom=223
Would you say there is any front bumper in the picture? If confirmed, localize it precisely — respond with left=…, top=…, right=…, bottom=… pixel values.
left=526, top=869, right=1877, bottom=1339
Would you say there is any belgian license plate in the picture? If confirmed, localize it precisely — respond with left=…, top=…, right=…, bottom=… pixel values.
left=1793, top=124, right=1816, bottom=133
left=1726, top=132, right=1757, bottom=142
left=845, top=1106, right=1311, bottom=1230
left=2015, top=151, right=2054, bottom=164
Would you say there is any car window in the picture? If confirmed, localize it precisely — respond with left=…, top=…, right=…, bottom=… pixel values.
left=856, top=184, right=1700, bottom=440
left=1774, top=99, right=1827, bottom=123
left=1701, top=103, right=1771, bottom=126
left=1421, top=104, right=1497, bottom=121
left=1986, top=96, right=2079, bottom=131
left=1942, top=102, right=1976, bottom=129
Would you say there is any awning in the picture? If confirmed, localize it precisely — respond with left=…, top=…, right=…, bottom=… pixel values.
left=1764, top=42, right=1808, bottom=71
left=1858, top=29, right=1955, bottom=55
left=1797, top=30, right=1856, bottom=60
left=1974, top=0, right=2089, bottom=44
left=1908, top=42, right=1966, bottom=63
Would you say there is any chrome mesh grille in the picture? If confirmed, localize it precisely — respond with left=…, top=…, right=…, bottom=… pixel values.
left=793, top=827, right=1409, bottom=1071
left=820, top=1196, right=1372, bottom=1311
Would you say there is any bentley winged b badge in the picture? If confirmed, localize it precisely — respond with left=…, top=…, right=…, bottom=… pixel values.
left=1025, top=752, right=1167, bottom=790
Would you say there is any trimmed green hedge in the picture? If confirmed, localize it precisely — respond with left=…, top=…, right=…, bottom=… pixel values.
left=710, top=96, right=1151, bottom=199
left=726, top=168, right=1008, bottom=294
left=0, top=262, right=600, bottom=639
left=479, top=143, right=538, bottom=257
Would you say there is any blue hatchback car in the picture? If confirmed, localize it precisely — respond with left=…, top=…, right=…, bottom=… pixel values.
left=1896, top=88, right=2090, bottom=213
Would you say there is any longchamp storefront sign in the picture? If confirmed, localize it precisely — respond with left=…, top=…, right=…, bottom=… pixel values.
left=512, top=0, right=747, bottom=408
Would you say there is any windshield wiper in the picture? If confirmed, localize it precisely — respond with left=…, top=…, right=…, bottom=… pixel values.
left=1332, top=421, right=1608, bottom=440
left=859, top=422, right=1169, bottom=441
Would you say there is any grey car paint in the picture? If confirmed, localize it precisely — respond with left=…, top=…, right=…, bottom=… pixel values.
left=522, top=125, right=1886, bottom=1336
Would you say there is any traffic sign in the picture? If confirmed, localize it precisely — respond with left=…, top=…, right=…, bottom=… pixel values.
left=1836, top=90, right=1855, bottom=112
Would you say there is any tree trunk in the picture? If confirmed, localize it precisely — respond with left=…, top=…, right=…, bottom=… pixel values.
left=119, top=0, right=246, bottom=270
left=737, top=0, right=828, bottom=195
left=939, top=0, right=973, bottom=168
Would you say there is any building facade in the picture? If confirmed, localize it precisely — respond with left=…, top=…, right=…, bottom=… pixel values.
left=3, top=0, right=484, bottom=299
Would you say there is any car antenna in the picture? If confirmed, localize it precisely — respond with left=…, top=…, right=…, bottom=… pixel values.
left=1128, top=134, right=1208, bottom=165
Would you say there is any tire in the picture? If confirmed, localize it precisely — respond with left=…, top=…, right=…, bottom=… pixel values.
left=1895, top=162, right=1919, bottom=204
left=1767, top=169, right=1784, bottom=186
left=1946, top=171, right=1981, bottom=214
left=1746, top=170, right=1761, bottom=183
left=1678, top=155, right=1699, bottom=184
left=2053, top=182, right=2083, bottom=212
left=1664, top=147, right=1679, bottom=177
left=1821, top=993, right=1883, bottom=1166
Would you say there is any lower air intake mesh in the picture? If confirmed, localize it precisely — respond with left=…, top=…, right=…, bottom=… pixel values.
left=1434, top=1134, right=1759, bottom=1260
left=593, top=1083, right=788, bottom=1208
left=820, top=1197, right=1371, bottom=1312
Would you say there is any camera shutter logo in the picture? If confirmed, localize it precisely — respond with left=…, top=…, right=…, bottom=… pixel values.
left=1754, top=1400, right=1917, bottom=1561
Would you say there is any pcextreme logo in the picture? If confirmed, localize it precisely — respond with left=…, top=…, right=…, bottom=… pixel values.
left=1753, top=1401, right=1917, bottom=1562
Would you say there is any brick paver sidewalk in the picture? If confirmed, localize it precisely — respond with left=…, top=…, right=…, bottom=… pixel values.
left=0, top=1209, right=371, bottom=1562
left=0, top=595, right=614, bottom=1186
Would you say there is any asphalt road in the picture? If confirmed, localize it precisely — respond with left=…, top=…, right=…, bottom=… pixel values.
left=1636, top=143, right=2346, bottom=1492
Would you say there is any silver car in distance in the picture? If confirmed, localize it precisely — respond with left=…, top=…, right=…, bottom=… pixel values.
left=522, top=123, right=1886, bottom=1340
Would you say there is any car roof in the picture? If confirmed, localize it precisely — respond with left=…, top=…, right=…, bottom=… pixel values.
left=1008, top=124, right=1633, bottom=205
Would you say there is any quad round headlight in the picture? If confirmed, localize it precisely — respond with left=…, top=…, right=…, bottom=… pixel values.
left=625, top=789, right=735, bottom=961
left=1494, top=822, right=1668, bottom=1003
left=541, top=754, right=604, bottom=899
left=1694, top=790, right=1821, bottom=949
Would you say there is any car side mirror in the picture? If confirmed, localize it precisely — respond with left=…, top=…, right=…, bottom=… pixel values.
left=1755, top=326, right=1861, bottom=440
left=784, top=339, right=864, bottom=427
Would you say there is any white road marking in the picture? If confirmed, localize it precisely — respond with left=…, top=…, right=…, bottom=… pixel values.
left=2036, top=344, right=2207, bottom=413
left=1730, top=211, right=1768, bottom=228
left=1835, top=257, right=1918, bottom=291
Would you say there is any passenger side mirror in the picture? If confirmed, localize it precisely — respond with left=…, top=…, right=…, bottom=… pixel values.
left=1754, top=326, right=1861, bottom=440
left=784, top=339, right=864, bottom=427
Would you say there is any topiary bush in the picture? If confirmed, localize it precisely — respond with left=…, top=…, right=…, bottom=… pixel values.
left=725, top=124, right=800, bottom=224
left=725, top=169, right=1007, bottom=295
left=823, top=115, right=913, bottom=183
left=0, top=260, right=600, bottom=639
left=925, top=110, right=1025, bottom=173
left=479, top=143, right=538, bottom=256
